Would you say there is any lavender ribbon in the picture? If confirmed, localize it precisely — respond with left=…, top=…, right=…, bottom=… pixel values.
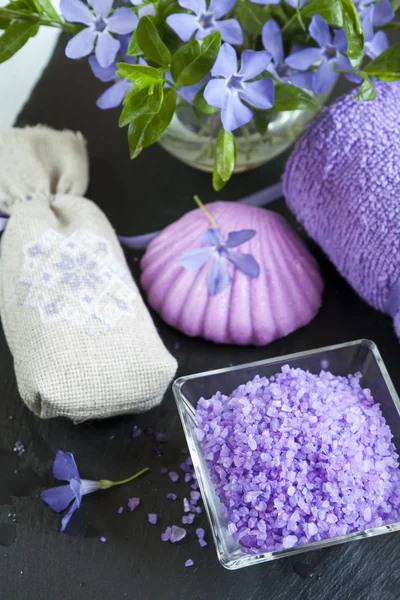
left=0, top=182, right=284, bottom=249
left=118, top=181, right=283, bottom=250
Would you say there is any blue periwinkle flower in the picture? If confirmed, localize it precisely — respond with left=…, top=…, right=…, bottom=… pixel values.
left=167, top=0, right=243, bottom=45
left=204, top=43, right=274, bottom=131
left=41, top=450, right=148, bottom=531
left=61, top=0, right=138, bottom=68
left=286, top=15, right=353, bottom=95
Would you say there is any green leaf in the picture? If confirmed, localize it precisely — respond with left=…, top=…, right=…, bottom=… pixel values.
left=0, top=16, right=11, bottom=29
left=193, top=86, right=219, bottom=114
left=137, top=15, right=171, bottom=66
left=363, top=71, right=400, bottom=80
left=116, top=63, right=163, bottom=88
left=212, top=129, right=236, bottom=191
left=235, top=0, right=269, bottom=35
left=253, top=110, right=272, bottom=136
left=171, top=30, right=221, bottom=86
left=354, top=76, right=376, bottom=100
left=127, top=30, right=142, bottom=56
left=119, top=87, right=151, bottom=128
left=391, top=0, right=400, bottom=12
left=301, top=0, right=343, bottom=27
left=34, top=0, right=59, bottom=21
left=272, top=82, right=320, bottom=111
left=0, top=20, right=39, bottom=63
left=156, top=0, right=180, bottom=20
left=340, top=0, right=364, bottom=68
left=365, top=42, right=400, bottom=73
left=147, top=81, right=164, bottom=112
left=127, top=87, right=176, bottom=158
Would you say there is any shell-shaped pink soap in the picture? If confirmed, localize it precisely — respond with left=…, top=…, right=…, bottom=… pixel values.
left=140, top=201, right=323, bottom=346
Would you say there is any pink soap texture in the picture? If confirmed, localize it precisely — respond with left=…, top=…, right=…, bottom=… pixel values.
left=195, top=366, right=400, bottom=554
left=141, top=201, right=323, bottom=346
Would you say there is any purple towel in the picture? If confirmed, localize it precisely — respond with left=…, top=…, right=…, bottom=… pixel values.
left=284, top=81, right=400, bottom=335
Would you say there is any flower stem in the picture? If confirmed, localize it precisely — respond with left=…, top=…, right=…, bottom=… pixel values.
left=193, top=195, right=218, bottom=228
left=0, top=7, right=79, bottom=33
left=99, top=467, right=149, bottom=489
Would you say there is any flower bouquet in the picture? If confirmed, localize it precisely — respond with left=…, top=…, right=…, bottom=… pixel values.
left=1, top=0, right=400, bottom=189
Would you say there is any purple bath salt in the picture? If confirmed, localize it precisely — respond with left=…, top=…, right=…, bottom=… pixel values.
left=128, top=497, right=140, bottom=512
left=148, top=513, right=158, bottom=525
left=117, top=506, right=124, bottom=515
left=167, top=493, right=178, bottom=501
left=185, top=559, right=194, bottom=567
left=161, top=527, right=172, bottom=542
left=195, top=367, right=400, bottom=554
left=170, top=525, right=186, bottom=543
left=169, top=471, right=179, bottom=483
left=182, top=513, right=195, bottom=525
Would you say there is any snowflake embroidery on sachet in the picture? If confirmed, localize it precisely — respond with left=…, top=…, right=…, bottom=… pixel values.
left=17, top=229, right=136, bottom=335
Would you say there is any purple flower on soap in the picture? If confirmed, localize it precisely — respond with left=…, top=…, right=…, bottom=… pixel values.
left=40, top=450, right=148, bottom=531
left=286, top=15, right=353, bottom=95
left=60, top=0, right=138, bottom=68
left=167, top=0, right=243, bottom=45
left=204, top=44, right=274, bottom=131
left=180, top=227, right=260, bottom=295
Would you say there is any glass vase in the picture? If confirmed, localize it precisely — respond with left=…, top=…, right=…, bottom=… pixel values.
left=158, top=93, right=330, bottom=173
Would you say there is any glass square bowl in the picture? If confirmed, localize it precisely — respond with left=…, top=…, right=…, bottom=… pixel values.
left=173, top=339, right=400, bottom=570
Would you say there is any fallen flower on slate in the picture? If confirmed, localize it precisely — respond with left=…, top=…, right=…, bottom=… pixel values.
left=40, top=450, right=148, bottom=531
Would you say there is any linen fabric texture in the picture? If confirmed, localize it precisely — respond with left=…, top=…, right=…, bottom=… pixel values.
left=0, top=126, right=177, bottom=421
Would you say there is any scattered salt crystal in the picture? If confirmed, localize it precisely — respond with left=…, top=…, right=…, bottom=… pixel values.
left=169, top=472, right=179, bottom=483
left=160, top=467, right=168, bottom=476
left=185, top=559, right=194, bottom=567
left=167, top=493, right=178, bottom=501
left=170, top=525, right=186, bottom=543
left=182, top=513, right=195, bottom=525
left=184, top=473, right=192, bottom=483
left=156, top=432, right=168, bottom=444
left=161, top=527, right=172, bottom=542
left=117, top=506, right=123, bottom=515
left=148, top=513, right=157, bottom=525
left=198, top=538, right=207, bottom=547
left=13, top=441, right=25, bottom=456
left=196, top=528, right=205, bottom=539
left=99, top=537, right=107, bottom=543
left=190, top=491, right=201, bottom=504
left=128, top=497, right=140, bottom=512
left=183, top=498, right=190, bottom=512
left=174, top=342, right=181, bottom=350
left=131, top=426, right=142, bottom=439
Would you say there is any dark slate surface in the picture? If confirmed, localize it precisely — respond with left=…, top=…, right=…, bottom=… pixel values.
left=1, top=33, right=400, bottom=600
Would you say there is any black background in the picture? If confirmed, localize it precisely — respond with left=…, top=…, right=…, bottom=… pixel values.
left=1, top=33, right=400, bottom=600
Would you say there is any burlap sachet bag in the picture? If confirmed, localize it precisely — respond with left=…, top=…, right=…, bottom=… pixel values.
left=0, top=126, right=177, bottom=421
